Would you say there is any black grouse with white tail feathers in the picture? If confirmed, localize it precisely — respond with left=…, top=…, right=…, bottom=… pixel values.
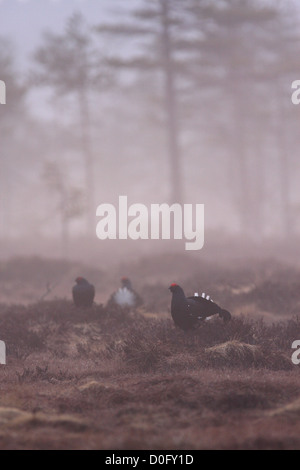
left=72, top=277, right=95, bottom=308
left=106, top=277, right=143, bottom=310
left=169, top=283, right=231, bottom=330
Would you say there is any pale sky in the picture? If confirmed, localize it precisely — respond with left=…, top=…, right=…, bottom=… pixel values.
left=0, top=0, right=136, bottom=70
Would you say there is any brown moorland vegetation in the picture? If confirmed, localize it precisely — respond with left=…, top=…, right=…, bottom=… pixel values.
left=0, top=255, right=300, bottom=449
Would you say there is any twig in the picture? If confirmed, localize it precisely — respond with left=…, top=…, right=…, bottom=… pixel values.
left=39, top=280, right=60, bottom=302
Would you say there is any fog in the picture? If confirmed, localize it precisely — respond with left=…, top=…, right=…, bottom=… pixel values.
left=0, top=0, right=300, bottom=266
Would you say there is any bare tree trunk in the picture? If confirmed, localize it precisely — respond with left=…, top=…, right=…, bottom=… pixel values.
left=0, top=161, right=12, bottom=239
left=273, top=8, right=293, bottom=238
left=160, top=0, right=183, bottom=204
left=59, top=186, right=69, bottom=259
left=78, top=88, right=95, bottom=236
left=252, top=121, right=265, bottom=239
left=225, top=19, right=252, bottom=235
left=61, top=215, right=70, bottom=259
left=231, top=82, right=251, bottom=234
left=276, top=83, right=292, bottom=237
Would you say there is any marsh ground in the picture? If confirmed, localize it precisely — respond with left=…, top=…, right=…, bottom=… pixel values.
left=0, top=254, right=300, bottom=449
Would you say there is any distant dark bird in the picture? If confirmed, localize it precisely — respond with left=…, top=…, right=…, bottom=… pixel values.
left=169, top=283, right=231, bottom=331
left=72, top=277, right=95, bottom=308
left=106, top=277, right=143, bottom=309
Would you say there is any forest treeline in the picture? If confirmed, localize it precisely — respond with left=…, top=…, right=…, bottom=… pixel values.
left=0, top=0, right=299, bottom=253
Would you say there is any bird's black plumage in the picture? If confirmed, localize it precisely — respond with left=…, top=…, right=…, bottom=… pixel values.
left=72, top=277, right=95, bottom=308
left=169, top=283, right=231, bottom=330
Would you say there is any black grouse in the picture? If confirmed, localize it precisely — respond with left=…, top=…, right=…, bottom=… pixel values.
left=106, top=277, right=143, bottom=309
left=72, top=277, right=95, bottom=308
left=169, top=283, right=231, bottom=330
